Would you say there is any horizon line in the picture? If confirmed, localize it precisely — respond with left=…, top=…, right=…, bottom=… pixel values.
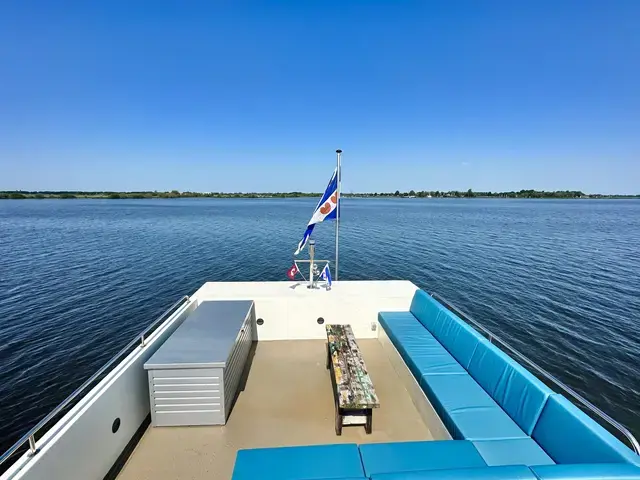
left=1, top=189, right=639, bottom=199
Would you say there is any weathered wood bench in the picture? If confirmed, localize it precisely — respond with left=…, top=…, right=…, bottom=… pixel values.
left=325, top=324, right=380, bottom=435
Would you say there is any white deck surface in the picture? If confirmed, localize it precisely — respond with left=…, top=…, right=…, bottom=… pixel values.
left=192, top=280, right=419, bottom=341
left=117, top=339, right=441, bottom=480
left=192, top=280, right=418, bottom=300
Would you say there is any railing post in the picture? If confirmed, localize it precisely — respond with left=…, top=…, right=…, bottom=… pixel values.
left=27, top=436, right=36, bottom=455
left=140, top=334, right=145, bottom=347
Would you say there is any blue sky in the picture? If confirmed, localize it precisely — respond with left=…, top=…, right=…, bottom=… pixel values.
left=1, top=1, right=638, bottom=194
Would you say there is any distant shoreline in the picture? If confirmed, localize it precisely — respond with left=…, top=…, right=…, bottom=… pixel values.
left=1, top=190, right=638, bottom=200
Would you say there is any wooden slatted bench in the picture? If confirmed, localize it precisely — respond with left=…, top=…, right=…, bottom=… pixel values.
left=325, top=324, right=380, bottom=435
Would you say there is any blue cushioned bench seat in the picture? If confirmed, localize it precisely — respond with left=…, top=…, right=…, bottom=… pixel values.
left=358, top=440, right=486, bottom=477
left=415, top=303, right=483, bottom=370
left=232, top=444, right=365, bottom=480
left=472, top=439, right=554, bottom=466
left=532, top=395, right=640, bottom=466
left=371, top=465, right=537, bottom=480
left=420, top=373, right=529, bottom=441
left=530, top=464, right=640, bottom=480
left=377, top=288, right=640, bottom=472
left=380, top=290, right=552, bottom=444
left=467, top=341, right=552, bottom=436
left=378, top=312, right=466, bottom=377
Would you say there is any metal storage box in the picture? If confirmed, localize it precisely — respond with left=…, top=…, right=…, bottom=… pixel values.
left=144, top=300, right=254, bottom=427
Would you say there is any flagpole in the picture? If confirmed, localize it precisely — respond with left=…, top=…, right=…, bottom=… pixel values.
left=308, top=240, right=315, bottom=289
left=335, top=149, right=342, bottom=281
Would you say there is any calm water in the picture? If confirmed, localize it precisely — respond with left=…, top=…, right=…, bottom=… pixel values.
left=1, top=198, right=639, bottom=453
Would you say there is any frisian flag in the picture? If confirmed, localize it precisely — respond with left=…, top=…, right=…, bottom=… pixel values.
left=294, top=167, right=339, bottom=255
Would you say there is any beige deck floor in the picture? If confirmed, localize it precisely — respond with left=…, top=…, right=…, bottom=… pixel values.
left=117, top=339, right=435, bottom=480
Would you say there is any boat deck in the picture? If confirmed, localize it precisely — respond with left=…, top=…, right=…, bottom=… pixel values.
left=117, top=339, right=439, bottom=480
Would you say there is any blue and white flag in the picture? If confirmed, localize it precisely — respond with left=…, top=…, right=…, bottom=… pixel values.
left=294, top=168, right=339, bottom=255
left=320, top=263, right=332, bottom=287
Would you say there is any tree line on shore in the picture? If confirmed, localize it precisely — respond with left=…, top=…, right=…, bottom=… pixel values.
left=384, top=189, right=590, bottom=198
left=1, top=189, right=638, bottom=200
left=0, top=190, right=317, bottom=199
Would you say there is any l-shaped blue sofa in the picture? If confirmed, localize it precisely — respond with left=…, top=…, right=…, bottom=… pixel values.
left=231, top=289, right=640, bottom=480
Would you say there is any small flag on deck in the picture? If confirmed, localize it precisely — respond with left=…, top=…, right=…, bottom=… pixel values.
left=294, top=168, right=339, bottom=255
left=286, top=264, right=299, bottom=280
left=320, top=264, right=332, bottom=287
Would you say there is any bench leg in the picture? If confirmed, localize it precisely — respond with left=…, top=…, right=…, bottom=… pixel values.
left=365, top=409, right=373, bottom=434
left=326, top=343, right=330, bottom=370
left=335, top=404, right=343, bottom=436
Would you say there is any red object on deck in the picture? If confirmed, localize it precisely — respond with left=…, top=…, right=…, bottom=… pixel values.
left=286, top=264, right=299, bottom=280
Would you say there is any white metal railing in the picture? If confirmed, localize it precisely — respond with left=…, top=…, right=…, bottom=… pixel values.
left=430, top=292, right=640, bottom=455
left=0, top=295, right=190, bottom=468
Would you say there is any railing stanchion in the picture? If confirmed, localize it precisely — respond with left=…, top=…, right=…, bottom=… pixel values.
left=27, top=436, right=36, bottom=455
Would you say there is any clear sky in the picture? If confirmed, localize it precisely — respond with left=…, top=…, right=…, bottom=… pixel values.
left=1, top=1, right=638, bottom=194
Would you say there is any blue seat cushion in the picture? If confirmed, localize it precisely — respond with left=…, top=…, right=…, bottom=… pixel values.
left=378, top=311, right=438, bottom=344
left=472, top=439, right=555, bottom=466
left=378, top=312, right=466, bottom=377
left=429, top=309, right=484, bottom=369
left=232, top=444, right=364, bottom=480
left=410, top=289, right=449, bottom=333
left=402, top=339, right=467, bottom=376
left=467, top=340, right=553, bottom=435
left=371, top=465, right=537, bottom=480
left=532, top=394, right=640, bottom=465
left=408, top=290, right=484, bottom=369
left=378, top=312, right=422, bottom=344
left=358, top=440, right=486, bottom=476
left=530, top=463, right=640, bottom=480
left=420, top=374, right=528, bottom=441
left=378, top=311, right=433, bottom=346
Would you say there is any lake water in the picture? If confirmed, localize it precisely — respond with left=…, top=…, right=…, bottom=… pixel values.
left=1, top=198, right=639, bottom=453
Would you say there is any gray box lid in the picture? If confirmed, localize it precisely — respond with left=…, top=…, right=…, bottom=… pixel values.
left=144, top=300, right=253, bottom=370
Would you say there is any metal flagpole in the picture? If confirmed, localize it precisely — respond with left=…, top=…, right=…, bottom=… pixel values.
left=308, top=240, right=315, bottom=288
left=335, top=149, right=342, bottom=281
